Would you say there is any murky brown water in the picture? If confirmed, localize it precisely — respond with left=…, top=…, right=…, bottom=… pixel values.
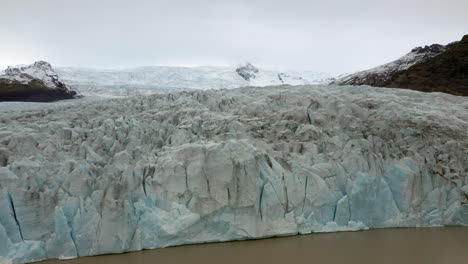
left=38, top=227, right=468, bottom=264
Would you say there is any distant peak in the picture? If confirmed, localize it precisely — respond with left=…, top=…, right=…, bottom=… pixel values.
left=410, top=44, right=446, bottom=54
left=5, top=61, right=54, bottom=76
left=460, top=34, right=468, bottom=43
left=235, top=63, right=259, bottom=81
left=33, top=61, right=53, bottom=69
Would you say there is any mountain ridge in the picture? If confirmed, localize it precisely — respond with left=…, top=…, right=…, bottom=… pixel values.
left=384, top=35, right=468, bottom=96
left=334, top=41, right=455, bottom=86
left=334, top=35, right=467, bottom=96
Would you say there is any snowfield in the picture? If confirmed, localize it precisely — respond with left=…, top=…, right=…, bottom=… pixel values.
left=55, top=65, right=333, bottom=97
left=0, top=85, right=467, bottom=263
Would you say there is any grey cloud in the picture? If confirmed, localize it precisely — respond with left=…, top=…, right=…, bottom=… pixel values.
left=0, top=0, right=467, bottom=73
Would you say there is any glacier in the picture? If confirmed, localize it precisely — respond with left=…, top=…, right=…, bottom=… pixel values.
left=0, top=85, right=467, bottom=263
left=54, top=64, right=333, bottom=97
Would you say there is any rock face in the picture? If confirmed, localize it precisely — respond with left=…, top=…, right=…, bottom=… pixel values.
left=0, top=61, right=79, bottom=102
left=385, top=35, right=468, bottom=96
left=236, top=63, right=260, bottom=81
left=0, top=85, right=467, bottom=263
left=334, top=39, right=458, bottom=88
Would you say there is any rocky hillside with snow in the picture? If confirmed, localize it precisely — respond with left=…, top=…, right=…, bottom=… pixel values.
left=385, top=34, right=468, bottom=96
left=0, top=61, right=79, bottom=102
left=0, top=85, right=467, bottom=263
left=334, top=40, right=457, bottom=87
left=56, top=63, right=332, bottom=97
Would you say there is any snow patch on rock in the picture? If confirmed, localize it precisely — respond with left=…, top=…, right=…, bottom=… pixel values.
left=1, top=61, right=73, bottom=90
left=334, top=42, right=456, bottom=86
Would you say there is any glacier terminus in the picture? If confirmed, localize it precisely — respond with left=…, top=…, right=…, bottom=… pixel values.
left=0, top=85, right=467, bottom=263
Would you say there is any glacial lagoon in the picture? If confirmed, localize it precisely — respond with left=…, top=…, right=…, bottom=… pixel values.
left=38, top=227, right=468, bottom=264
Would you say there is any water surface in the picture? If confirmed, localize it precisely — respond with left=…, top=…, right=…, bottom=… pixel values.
left=38, top=227, right=468, bottom=264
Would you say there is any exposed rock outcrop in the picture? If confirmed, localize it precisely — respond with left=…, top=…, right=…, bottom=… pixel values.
left=236, top=63, right=260, bottom=81
left=385, top=35, right=468, bottom=96
left=0, top=61, right=79, bottom=102
left=334, top=36, right=467, bottom=96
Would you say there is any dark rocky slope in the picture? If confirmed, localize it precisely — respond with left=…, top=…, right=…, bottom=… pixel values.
left=335, top=35, right=467, bottom=96
left=385, top=35, right=467, bottom=96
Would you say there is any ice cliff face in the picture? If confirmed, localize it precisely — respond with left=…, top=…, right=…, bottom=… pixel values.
left=0, top=61, right=79, bottom=102
left=0, top=85, right=467, bottom=263
left=334, top=42, right=456, bottom=86
left=55, top=64, right=331, bottom=97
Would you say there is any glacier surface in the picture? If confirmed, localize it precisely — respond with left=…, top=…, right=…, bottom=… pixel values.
left=55, top=65, right=333, bottom=97
left=0, top=85, right=467, bottom=263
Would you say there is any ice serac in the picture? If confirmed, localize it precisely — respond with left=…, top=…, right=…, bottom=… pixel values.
left=0, top=85, right=467, bottom=263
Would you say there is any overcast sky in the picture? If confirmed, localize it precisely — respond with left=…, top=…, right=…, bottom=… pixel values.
left=0, top=0, right=467, bottom=73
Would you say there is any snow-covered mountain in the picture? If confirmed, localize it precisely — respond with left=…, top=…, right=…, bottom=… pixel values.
left=334, top=42, right=457, bottom=86
left=0, top=61, right=79, bottom=102
left=1, top=61, right=70, bottom=90
left=56, top=63, right=333, bottom=97
left=1, top=85, right=467, bottom=263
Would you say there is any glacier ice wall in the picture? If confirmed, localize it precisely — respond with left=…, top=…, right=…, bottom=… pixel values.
left=0, top=85, right=467, bottom=263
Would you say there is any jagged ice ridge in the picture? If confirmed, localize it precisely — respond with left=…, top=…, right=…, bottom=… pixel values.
left=0, top=85, right=467, bottom=263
